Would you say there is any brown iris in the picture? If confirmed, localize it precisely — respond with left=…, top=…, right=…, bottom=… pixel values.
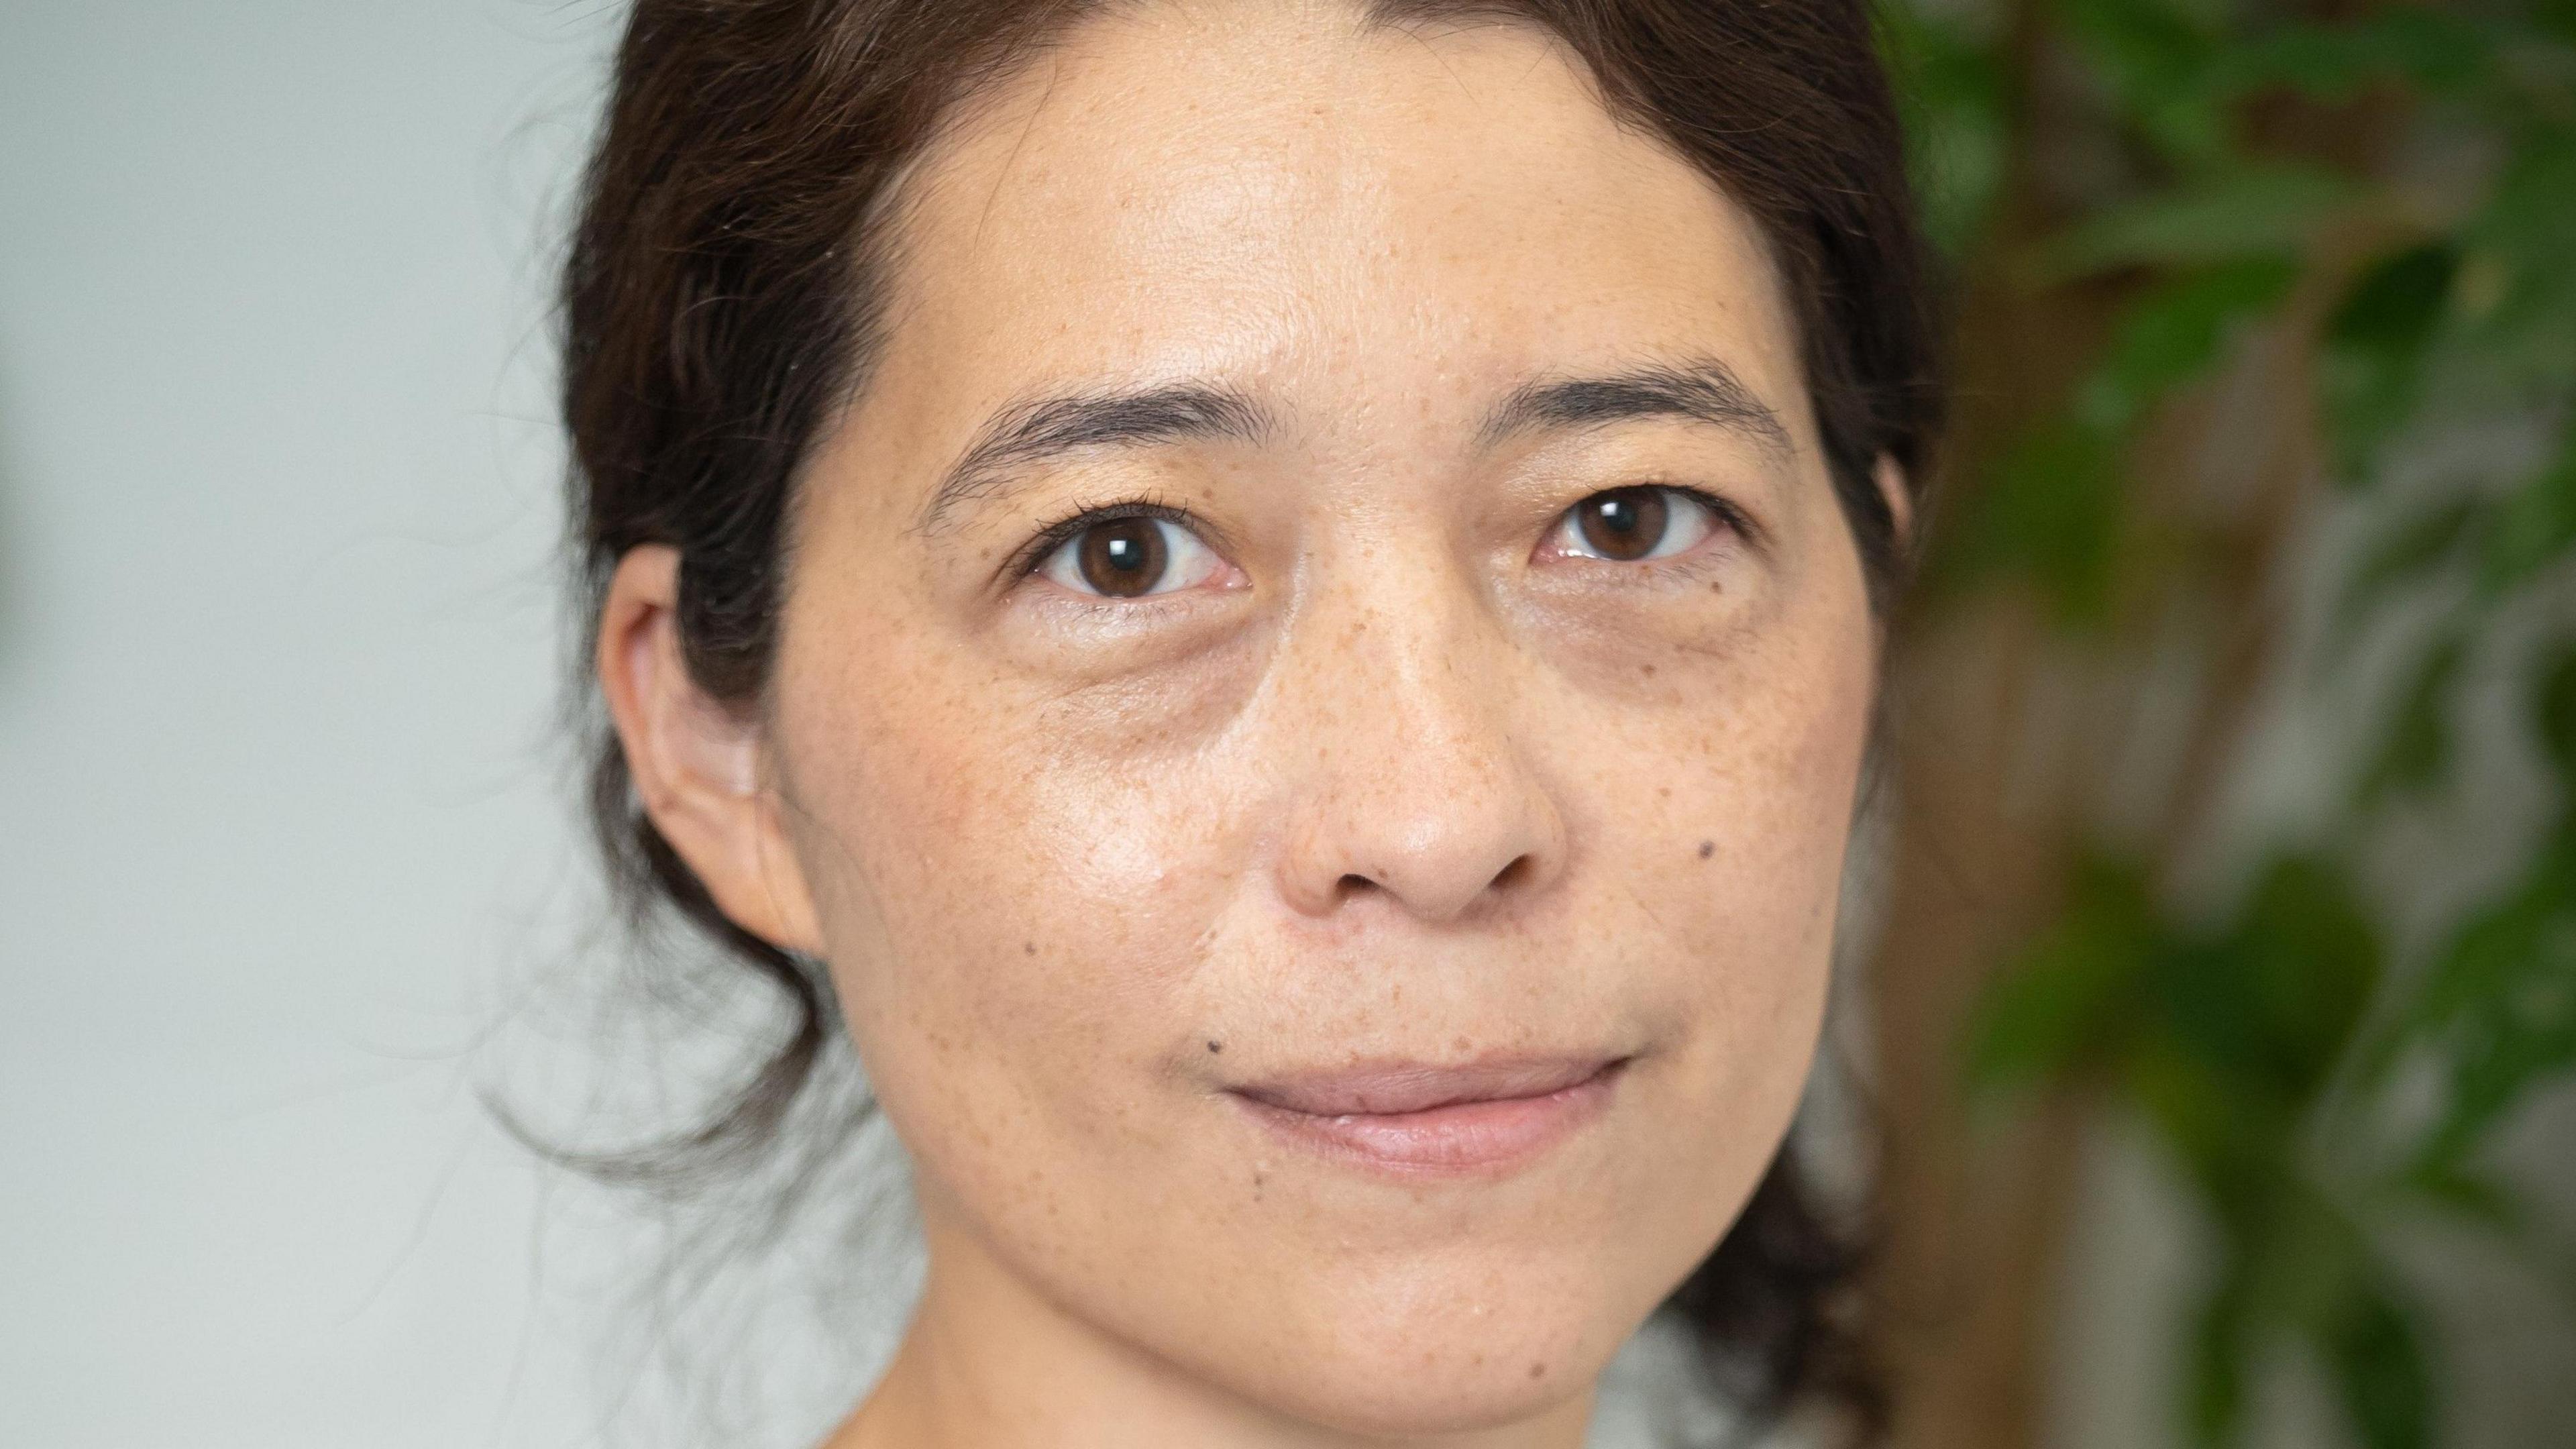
left=1574, top=487, right=1670, bottom=561
left=1076, top=517, right=1169, bottom=596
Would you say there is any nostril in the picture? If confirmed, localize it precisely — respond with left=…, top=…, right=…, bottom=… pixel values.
left=1489, top=855, right=1529, bottom=891
left=1338, top=872, right=1376, bottom=896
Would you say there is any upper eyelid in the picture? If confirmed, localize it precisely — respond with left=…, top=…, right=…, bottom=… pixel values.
left=1009, top=495, right=1202, bottom=580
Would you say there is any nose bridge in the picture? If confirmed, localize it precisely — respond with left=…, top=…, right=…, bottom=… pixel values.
left=1267, top=542, right=1565, bottom=923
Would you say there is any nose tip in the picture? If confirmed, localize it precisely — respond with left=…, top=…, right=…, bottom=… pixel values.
left=1319, top=824, right=1535, bottom=912
left=1271, top=671, right=1567, bottom=926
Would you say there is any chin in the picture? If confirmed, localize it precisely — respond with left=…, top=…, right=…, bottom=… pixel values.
left=1176, top=1249, right=1642, bottom=1438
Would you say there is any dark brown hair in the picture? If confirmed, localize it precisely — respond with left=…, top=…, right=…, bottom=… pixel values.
left=559, top=0, right=1939, bottom=1438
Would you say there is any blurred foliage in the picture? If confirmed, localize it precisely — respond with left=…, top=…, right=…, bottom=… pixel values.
left=1880, top=1, right=2576, bottom=1445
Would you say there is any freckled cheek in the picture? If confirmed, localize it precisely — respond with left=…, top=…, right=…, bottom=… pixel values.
left=793, top=695, right=1225, bottom=1078
left=1632, top=665, right=1870, bottom=1013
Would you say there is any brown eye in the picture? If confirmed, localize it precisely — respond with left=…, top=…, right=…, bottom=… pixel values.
left=1076, top=517, right=1168, bottom=596
left=1574, top=487, right=1671, bottom=561
left=1035, top=513, right=1228, bottom=600
left=1543, top=484, right=1725, bottom=566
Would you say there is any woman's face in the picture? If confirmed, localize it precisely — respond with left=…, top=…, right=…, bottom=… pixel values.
left=704, top=0, right=1880, bottom=1436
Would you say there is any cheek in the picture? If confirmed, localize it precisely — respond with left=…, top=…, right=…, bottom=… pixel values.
left=768, top=627, right=1241, bottom=1152
left=1617, top=589, right=1876, bottom=1129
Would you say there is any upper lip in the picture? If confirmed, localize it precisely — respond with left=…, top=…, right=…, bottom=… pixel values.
left=1226, top=1055, right=1626, bottom=1117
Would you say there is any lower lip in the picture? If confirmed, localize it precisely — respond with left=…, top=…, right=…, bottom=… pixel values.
left=1230, top=1062, right=1624, bottom=1177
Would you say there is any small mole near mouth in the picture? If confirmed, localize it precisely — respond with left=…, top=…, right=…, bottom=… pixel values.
left=1697, top=840, right=1715, bottom=859
left=1207, top=1040, right=1223, bottom=1053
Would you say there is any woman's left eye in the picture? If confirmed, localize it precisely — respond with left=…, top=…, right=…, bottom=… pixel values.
left=1543, top=485, right=1723, bottom=564
left=1034, top=515, right=1227, bottom=598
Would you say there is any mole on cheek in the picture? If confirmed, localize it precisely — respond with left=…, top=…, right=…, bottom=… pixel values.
left=1207, top=1040, right=1223, bottom=1053
left=1697, top=840, right=1715, bottom=859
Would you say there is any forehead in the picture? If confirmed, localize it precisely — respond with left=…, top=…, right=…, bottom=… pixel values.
left=857, top=0, right=1808, bottom=465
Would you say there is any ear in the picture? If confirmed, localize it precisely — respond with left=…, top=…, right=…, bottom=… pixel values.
left=1872, top=451, right=1915, bottom=559
left=594, top=545, right=826, bottom=957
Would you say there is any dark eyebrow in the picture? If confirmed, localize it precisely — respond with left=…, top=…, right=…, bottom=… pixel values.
left=912, top=384, right=1275, bottom=537
left=1473, top=357, right=1793, bottom=460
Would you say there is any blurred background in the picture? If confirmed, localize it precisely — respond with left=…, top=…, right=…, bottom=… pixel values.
left=0, top=2, right=2569, bottom=1448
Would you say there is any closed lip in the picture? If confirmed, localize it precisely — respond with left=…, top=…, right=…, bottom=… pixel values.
left=1224, top=1053, right=1630, bottom=1176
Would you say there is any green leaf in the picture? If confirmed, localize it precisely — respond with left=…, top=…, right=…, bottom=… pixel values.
left=1964, top=856, right=2162, bottom=1090
left=2081, top=258, right=2300, bottom=433
left=2394, top=1158, right=2524, bottom=1234
left=2030, top=166, right=2353, bottom=282
left=2316, top=1272, right=2436, bottom=1449
left=2320, top=244, right=2459, bottom=484
left=2538, top=641, right=2576, bottom=779
left=2480, top=430, right=2576, bottom=592
left=2054, top=0, right=2233, bottom=162
left=2182, top=855, right=2385, bottom=1098
left=2208, top=9, right=2496, bottom=103
left=2359, top=631, right=2465, bottom=809
left=2465, top=129, right=2576, bottom=383
left=2332, top=496, right=2481, bottom=647
left=1879, top=3, right=2011, bottom=257
left=2127, top=1034, right=2281, bottom=1205
left=2408, top=841, right=2576, bottom=1167
left=2186, top=1260, right=2257, bottom=1448
left=1933, top=418, right=2127, bottom=626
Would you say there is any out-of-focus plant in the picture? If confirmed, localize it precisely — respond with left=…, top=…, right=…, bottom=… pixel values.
left=1872, top=2, right=2576, bottom=1446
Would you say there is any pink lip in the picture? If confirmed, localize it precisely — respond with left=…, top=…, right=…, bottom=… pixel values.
left=1226, top=1056, right=1627, bottom=1177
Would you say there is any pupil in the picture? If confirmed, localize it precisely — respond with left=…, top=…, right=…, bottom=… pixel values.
left=1078, top=518, right=1167, bottom=596
left=1578, top=487, right=1668, bottom=561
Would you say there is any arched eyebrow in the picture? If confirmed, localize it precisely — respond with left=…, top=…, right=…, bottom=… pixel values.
left=1473, top=357, right=1792, bottom=460
left=912, top=384, right=1277, bottom=537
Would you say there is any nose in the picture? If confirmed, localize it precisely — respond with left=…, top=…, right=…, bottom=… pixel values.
left=1267, top=570, right=1568, bottom=925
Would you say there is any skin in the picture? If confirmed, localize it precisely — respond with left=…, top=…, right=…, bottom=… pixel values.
left=596, top=3, right=1907, bottom=1446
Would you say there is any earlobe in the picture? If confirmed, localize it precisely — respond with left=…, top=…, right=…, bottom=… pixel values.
left=1872, top=452, right=1915, bottom=560
left=595, top=545, right=827, bottom=957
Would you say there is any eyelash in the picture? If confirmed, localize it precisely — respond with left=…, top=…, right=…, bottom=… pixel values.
left=1005, top=490, right=1200, bottom=582
left=1006, top=483, right=1752, bottom=589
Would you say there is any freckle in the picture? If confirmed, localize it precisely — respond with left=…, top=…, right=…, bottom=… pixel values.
left=1529, top=1362, right=1546, bottom=1379
left=1641, top=663, right=1656, bottom=677
left=1453, top=1035, right=1470, bottom=1052
left=1023, top=941, right=1036, bottom=955
left=1208, top=1040, right=1223, bottom=1053
left=1698, top=840, right=1715, bottom=859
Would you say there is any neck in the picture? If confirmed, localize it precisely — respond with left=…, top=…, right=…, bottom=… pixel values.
left=824, top=1208, right=1599, bottom=1449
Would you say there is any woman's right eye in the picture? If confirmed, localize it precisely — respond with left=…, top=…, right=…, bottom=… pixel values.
left=1034, top=515, right=1228, bottom=599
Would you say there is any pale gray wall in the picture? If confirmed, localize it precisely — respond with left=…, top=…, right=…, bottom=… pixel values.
left=0, top=4, right=616, bottom=1444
